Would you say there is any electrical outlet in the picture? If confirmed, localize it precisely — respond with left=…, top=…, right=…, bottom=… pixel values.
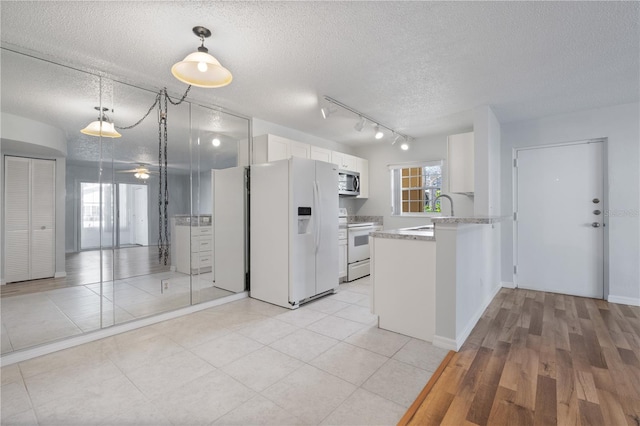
left=161, top=279, right=169, bottom=294
left=164, top=280, right=169, bottom=290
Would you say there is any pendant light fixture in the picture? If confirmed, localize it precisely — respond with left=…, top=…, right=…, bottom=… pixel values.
left=80, top=107, right=122, bottom=138
left=171, top=26, right=233, bottom=88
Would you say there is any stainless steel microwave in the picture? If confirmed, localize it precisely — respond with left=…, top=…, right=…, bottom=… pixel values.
left=338, top=170, right=360, bottom=196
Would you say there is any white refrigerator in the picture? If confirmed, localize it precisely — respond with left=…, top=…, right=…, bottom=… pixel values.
left=250, top=157, right=338, bottom=309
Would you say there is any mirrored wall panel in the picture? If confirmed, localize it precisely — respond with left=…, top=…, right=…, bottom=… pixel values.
left=0, top=48, right=251, bottom=355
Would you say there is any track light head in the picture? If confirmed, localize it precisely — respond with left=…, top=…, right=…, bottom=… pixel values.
left=392, top=134, right=401, bottom=145
left=374, top=125, right=384, bottom=140
left=354, top=116, right=366, bottom=132
left=320, top=103, right=336, bottom=119
left=400, top=138, right=410, bottom=150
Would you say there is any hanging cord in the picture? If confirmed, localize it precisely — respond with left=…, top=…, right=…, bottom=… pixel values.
left=166, top=85, right=191, bottom=106
left=157, top=98, right=165, bottom=264
left=108, top=85, right=191, bottom=265
left=115, top=93, right=160, bottom=130
left=162, top=90, right=170, bottom=265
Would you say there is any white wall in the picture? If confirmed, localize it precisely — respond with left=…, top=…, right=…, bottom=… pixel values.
left=501, top=102, right=640, bottom=303
left=353, top=133, right=475, bottom=230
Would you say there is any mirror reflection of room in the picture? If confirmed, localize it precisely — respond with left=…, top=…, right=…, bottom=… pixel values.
left=0, top=48, right=250, bottom=354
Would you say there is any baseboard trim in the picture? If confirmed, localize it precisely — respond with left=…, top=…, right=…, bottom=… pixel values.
left=607, top=295, right=640, bottom=307
left=432, top=335, right=457, bottom=351
left=453, top=283, right=502, bottom=351
left=501, top=281, right=515, bottom=289
left=54, top=271, right=67, bottom=278
left=0, top=291, right=248, bottom=367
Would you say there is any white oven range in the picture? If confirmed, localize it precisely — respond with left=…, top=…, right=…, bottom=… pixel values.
left=347, top=222, right=381, bottom=282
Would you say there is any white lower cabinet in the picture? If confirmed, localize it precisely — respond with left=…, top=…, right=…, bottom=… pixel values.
left=371, top=236, right=436, bottom=341
left=338, top=238, right=347, bottom=279
left=175, top=225, right=213, bottom=274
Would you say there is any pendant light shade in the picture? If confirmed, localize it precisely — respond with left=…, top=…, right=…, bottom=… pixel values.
left=172, top=26, right=232, bottom=88
left=80, top=107, right=122, bottom=138
left=134, top=171, right=150, bottom=180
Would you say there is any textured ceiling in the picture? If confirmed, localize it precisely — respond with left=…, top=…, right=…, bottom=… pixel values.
left=1, top=1, right=638, bottom=149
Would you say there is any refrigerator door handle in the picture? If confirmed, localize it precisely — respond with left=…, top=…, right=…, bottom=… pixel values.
left=313, top=180, right=320, bottom=254
left=316, top=181, right=322, bottom=253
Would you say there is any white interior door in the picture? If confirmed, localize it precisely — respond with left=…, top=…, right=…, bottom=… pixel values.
left=514, top=141, right=604, bottom=298
left=5, top=157, right=31, bottom=282
left=4, top=156, right=55, bottom=282
left=30, top=159, right=55, bottom=280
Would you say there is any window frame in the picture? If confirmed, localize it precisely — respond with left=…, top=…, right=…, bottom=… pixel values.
left=389, top=160, right=444, bottom=217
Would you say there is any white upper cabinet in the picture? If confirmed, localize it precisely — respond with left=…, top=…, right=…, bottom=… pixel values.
left=356, top=157, right=369, bottom=199
left=252, top=134, right=310, bottom=164
left=289, top=140, right=311, bottom=159
left=310, top=146, right=332, bottom=163
left=331, top=151, right=358, bottom=172
left=448, top=131, right=474, bottom=194
left=251, top=134, right=369, bottom=198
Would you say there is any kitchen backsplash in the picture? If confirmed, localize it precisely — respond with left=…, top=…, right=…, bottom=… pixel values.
left=348, top=215, right=383, bottom=225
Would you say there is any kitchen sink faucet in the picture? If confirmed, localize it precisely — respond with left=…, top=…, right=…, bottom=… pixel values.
left=434, top=194, right=454, bottom=217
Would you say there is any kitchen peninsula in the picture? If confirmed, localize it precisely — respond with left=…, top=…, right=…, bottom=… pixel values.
left=370, top=216, right=504, bottom=351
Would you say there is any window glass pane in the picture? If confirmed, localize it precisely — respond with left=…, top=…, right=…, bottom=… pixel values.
left=390, top=162, right=442, bottom=215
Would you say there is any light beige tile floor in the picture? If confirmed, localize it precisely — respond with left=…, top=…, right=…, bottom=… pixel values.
left=0, top=271, right=233, bottom=353
left=0, top=276, right=449, bottom=425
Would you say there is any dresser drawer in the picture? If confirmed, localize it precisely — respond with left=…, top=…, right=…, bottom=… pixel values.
left=192, top=252, right=213, bottom=268
left=197, top=238, right=212, bottom=252
left=192, top=226, right=212, bottom=237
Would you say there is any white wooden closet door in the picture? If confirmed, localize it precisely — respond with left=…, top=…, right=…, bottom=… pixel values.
left=30, top=159, right=56, bottom=280
left=5, top=157, right=31, bottom=282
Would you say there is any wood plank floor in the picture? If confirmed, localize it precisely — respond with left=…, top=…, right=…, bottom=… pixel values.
left=1, top=246, right=171, bottom=298
left=402, top=288, right=640, bottom=426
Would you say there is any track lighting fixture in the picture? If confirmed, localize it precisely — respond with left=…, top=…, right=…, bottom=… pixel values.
left=171, top=26, right=233, bottom=88
left=321, top=96, right=412, bottom=147
left=400, top=138, right=410, bottom=151
left=374, top=125, right=384, bottom=140
left=212, top=137, right=221, bottom=147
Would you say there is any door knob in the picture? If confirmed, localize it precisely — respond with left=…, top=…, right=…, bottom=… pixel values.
left=592, top=222, right=601, bottom=228
left=593, top=210, right=601, bottom=215
left=592, top=198, right=600, bottom=204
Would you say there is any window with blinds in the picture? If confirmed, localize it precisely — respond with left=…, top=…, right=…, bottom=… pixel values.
left=390, top=160, right=443, bottom=215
